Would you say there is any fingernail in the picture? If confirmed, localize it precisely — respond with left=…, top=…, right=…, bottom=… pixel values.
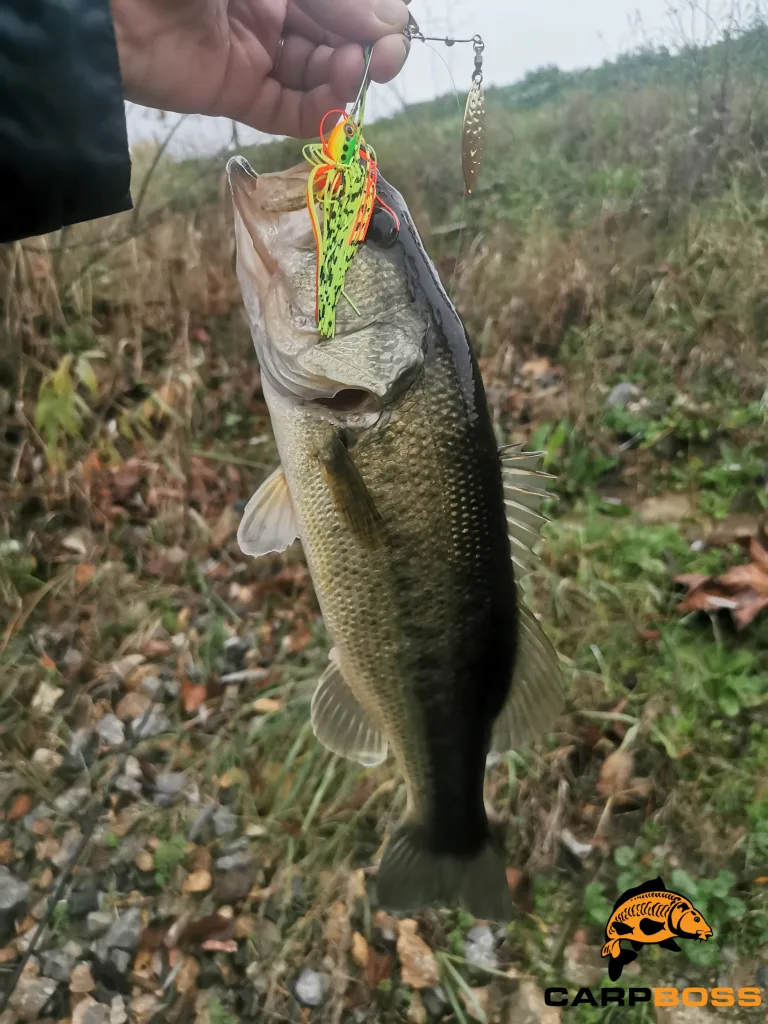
left=375, top=0, right=409, bottom=29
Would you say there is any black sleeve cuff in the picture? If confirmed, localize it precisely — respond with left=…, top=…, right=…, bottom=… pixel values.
left=0, top=0, right=133, bottom=244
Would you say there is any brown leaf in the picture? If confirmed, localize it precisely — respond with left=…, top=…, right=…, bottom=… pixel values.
left=351, top=931, right=369, bottom=968
left=597, top=750, right=634, bottom=798
left=365, top=950, right=394, bottom=988
left=175, top=955, right=200, bottom=994
left=181, top=679, right=207, bottom=714
left=0, top=841, right=14, bottom=865
left=75, top=563, right=97, bottom=587
left=8, top=794, right=31, bottom=821
left=181, top=914, right=234, bottom=945
left=396, top=920, right=440, bottom=990
left=505, top=867, right=523, bottom=892
left=461, top=986, right=491, bottom=1021
left=183, top=870, right=212, bottom=895
left=201, top=938, right=238, bottom=952
left=732, top=592, right=768, bottom=630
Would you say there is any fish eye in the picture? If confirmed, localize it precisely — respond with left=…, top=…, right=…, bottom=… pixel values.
left=344, top=123, right=355, bottom=137
left=693, top=916, right=700, bottom=922
left=366, top=207, right=399, bottom=249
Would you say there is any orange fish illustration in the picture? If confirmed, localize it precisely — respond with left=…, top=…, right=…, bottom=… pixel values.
left=601, top=876, right=713, bottom=981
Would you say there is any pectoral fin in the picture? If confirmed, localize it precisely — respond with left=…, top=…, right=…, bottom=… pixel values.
left=490, top=598, right=565, bottom=752
left=311, top=649, right=388, bottom=767
left=319, top=433, right=383, bottom=548
left=659, top=938, right=681, bottom=952
left=238, top=467, right=299, bottom=557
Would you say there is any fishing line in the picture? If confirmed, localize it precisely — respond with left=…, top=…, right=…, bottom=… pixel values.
left=405, top=27, right=482, bottom=301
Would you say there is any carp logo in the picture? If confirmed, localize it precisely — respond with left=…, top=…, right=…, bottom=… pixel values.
left=601, top=875, right=713, bottom=980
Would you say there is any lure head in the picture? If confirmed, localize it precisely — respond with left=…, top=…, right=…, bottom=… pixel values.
left=325, top=113, right=362, bottom=165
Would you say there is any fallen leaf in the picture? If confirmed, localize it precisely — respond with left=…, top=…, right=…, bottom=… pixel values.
left=675, top=536, right=768, bottom=630
left=218, top=768, right=246, bottom=789
left=396, top=920, right=440, bottom=990
left=324, top=902, right=349, bottom=946
left=407, top=991, right=427, bottom=1024
left=175, top=956, right=200, bottom=994
left=201, top=938, right=238, bottom=952
left=461, top=986, right=490, bottom=1021
left=136, top=852, right=154, bottom=872
left=184, top=870, right=212, bottom=895
left=252, top=697, right=282, bottom=714
left=365, top=950, right=394, bottom=988
left=351, top=931, right=369, bottom=968
left=181, top=679, right=207, bottom=714
left=506, top=867, right=523, bottom=892
left=0, top=841, right=14, bottom=865
left=8, top=795, right=31, bottom=821
left=115, top=691, right=151, bottom=721
left=597, top=750, right=634, bottom=798
left=75, top=563, right=97, bottom=587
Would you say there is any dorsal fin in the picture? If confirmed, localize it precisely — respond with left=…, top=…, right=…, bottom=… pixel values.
left=499, top=445, right=556, bottom=578
left=612, top=876, right=667, bottom=913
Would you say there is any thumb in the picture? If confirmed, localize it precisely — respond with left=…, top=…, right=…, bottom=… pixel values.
left=295, top=0, right=410, bottom=42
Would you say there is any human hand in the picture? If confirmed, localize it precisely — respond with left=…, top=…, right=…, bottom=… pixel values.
left=111, top=0, right=411, bottom=138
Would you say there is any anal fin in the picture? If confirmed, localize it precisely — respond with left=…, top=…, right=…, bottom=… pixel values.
left=238, top=466, right=299, bottom=557
left=490, top=598, right=564, bottom=752
left=311, top=649, right=388, bottom=767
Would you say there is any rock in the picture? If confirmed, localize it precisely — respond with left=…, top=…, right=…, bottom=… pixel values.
left=95, top=715, right=125, bottom=748
left=212, top=806, right=237, bottom=837
left=109, top=949, right=132, bottom=974
left=131, top=711, right=170, bottom=739
left=215, top=851, right=253, bottom=872
left=51, top=828, right=82, bottom=869
left=139, top=676, right=163, bottom=699
left=463, top=924, right=498, bottom=971
left=153, top=773, right=186, bottom=806
left=94, top=908, right=143, bottom=961
left=41, top=949, right=76, bottom=982
left=213, top=867, right=257, bottom=905
left=31, top=681, right=64, bottom=715
left=294, top=967, right=330, bottom=1007
left=110, top=995, right=128, bottom=1024
left=606, top=381, right=642, bottom=408
left=87, top=912, right=113, bottom=937
left=0, top=867, right=30, bottom=912
left=115, top=693, right=151, bottom=722
left=73, top=997, right=109, bottom=1024
left=9, top=977, right=58, bottom=1021
left=31, top=749, right=63, bottom=776
left=505, top=980, right=560, bottom=1023
left=183, top=871, right=212, bottom=895
left=22, top=802, right=52, bottom=832
left=421, top=987, right=448, bottom=1018
left=115, top=776, right=142, bottom=796
left=70, top=961, right=96, bottom=993
left=638, top=494, right=694, bottom=525
left=55, top=786, right=91, bottom=815
left=68, top=877, right=100, bottom=918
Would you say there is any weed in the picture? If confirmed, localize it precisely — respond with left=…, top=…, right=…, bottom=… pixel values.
left=153, top=835, right=188, bottom=888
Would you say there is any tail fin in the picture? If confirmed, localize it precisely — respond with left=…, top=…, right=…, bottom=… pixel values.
left=375, top=825, right=513, bottom=922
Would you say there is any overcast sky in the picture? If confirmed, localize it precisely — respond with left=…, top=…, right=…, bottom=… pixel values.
left=126, top=0, right=731, bottom=157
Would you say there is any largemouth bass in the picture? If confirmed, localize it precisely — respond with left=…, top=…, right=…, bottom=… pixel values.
left=227, top=156, right=564, bottom=921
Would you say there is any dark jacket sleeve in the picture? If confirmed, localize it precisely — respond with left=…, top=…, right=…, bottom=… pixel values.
left=0, top=0, right=133, bottom=244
